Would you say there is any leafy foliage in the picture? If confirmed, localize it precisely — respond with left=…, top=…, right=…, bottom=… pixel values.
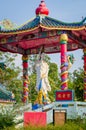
left=0, top=52, right=22, bottom=103
left=2, top=119, right=86, bottom=130
left=72, top=68, right=84, bottom=101
left=68, top=68, right=84, bottom=101
left=29, top=74, right=37, bottom=103
left=0, top=106, right=16, bottom=129
left=48, top=62, right=60, bottom=101
left=0, top=51, right=85, bottom=103
left=7, top=79, right=23, bottom=102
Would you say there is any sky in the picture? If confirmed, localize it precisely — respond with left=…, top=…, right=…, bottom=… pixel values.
left=0, top=0, right=86, bottom=72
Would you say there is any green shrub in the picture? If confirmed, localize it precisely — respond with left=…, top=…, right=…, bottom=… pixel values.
left=0, top=106, right=16, bottom=129
left=0, top=122, right=84, bottom=130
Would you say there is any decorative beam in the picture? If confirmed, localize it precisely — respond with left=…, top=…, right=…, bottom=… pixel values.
left=0, top=44, right=24, bottom=54
left=67, top=30, right=86, bottom=48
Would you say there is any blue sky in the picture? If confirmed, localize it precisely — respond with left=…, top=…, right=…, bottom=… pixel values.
left=0, top=0, right=86, bottom=23
left=0, top=0, right=86, bottom=72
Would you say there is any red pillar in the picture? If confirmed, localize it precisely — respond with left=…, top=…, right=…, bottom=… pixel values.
left=22, top=55, right=29, bottom=104
left=83, top=48, right=86, bottom=101
left=60, top=33, right=68, bottom=90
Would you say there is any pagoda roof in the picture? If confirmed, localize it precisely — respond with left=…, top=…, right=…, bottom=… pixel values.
left=0, top=16, right=86, bottom=34
left=0, top=0, right=86, bottom=54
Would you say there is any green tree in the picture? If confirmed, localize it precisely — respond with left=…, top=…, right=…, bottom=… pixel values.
left=48, top=62, right=60, bottom=101
left=0, top=52, right=61, bottom=103
left=29, top=74, right=37, bottom=103
left=0, top=106, right=16, bottom=129
left=68, top=72, right=74, bottom=89
left=0, top=52, right=22, bottom=103
left=7, top=79, right=23, bottom=102
left=72, top=68, right=84, bottom=101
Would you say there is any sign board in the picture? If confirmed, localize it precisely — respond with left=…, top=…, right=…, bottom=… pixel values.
left=55, top=90, right=74, bottom=101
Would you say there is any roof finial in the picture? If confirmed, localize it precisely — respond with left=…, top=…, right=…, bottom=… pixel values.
left=35, top=0, right=49, bottom=16
left=41, top=0, right=44, bottom=2
left=41, top=0, right=45, bottom=4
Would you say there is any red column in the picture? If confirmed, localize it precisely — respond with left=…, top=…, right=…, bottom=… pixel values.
left=60, top=33, right=68, bottom=90
left=83, top=48, right=86, bottom=101
left=22, top=55, right=29, bottom=104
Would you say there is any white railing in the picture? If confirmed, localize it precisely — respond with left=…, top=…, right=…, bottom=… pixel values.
left=39, top=101, right=86, bottom=124
left=54, top=101, right=86, bottom=119
left=15, top=101, right=86, bottom=125
left=2, top=101, right=85, bottom=125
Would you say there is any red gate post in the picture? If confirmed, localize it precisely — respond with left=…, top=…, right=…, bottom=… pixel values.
left=22, top=55, right=29, bottom=104
left=83, top=48, right=86, bottom=101
left=60, top=33, right=68, bottom=90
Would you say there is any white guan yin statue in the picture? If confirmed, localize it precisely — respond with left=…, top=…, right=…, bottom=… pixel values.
left=35, top=53, right=51, bottom=105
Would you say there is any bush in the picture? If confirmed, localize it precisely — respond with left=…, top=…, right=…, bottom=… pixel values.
left=0, top=106, right=16, bottom=129
left=0, top=121, right=85, bottom=130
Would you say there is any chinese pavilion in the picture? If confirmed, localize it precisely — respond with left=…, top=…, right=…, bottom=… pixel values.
left=0, top=0, right=86, bottom=103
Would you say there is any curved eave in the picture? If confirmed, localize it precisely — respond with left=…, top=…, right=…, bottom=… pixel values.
left=40, top=24, right=86, bottom=31
left=0, top=26, right=39, bottom=35
left=40, top=16, right=86, bottom=31
left=0, top=16, right=86, bottom=35
left=0, top=16, right=40, bottom=35
left=0, top=24, right=85, bottom=35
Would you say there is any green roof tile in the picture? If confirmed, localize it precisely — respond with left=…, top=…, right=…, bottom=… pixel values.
left=0, top=16, right=86, bottom=33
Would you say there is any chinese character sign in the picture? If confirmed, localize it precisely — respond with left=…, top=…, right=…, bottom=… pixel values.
left=55, top=90, right=74, bottom=101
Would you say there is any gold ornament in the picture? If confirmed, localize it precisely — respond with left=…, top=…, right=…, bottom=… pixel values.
left=60, top=33, right=68, bottom=42
left=22, top=55, right=29, bottom=60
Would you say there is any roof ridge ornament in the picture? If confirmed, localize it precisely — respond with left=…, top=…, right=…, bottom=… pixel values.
left=0, top=19, right=17, bottom=30
left=35, top=0, right=49, bottom=16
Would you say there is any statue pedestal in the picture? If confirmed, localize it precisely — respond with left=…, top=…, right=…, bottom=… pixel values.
left=24, top=112, right=46, bottom=127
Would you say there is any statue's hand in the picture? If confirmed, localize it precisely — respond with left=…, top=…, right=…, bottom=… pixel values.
left=41, top=74, right=46, bottom=78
